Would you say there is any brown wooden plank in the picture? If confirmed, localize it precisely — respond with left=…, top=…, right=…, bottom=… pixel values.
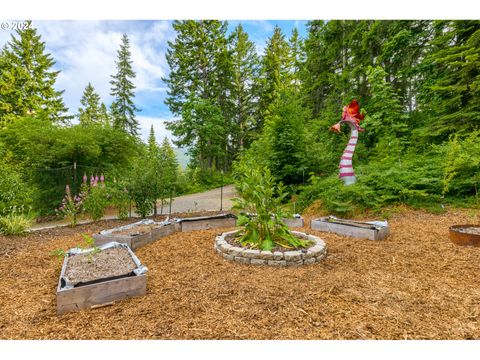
left=57, top=274, right=146, bottom=315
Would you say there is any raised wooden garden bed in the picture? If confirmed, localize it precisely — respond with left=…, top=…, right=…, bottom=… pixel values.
left=93, top=219, right=177, bottom=250
left=311, top=216, right=389, bottom=240
left=56, top=242, right=147, bottom=315
left=178, top=213, right=237, bottom=232
left=449, top=225, right=480, bottom=246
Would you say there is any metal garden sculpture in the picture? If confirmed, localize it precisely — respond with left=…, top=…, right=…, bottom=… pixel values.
left=330, top=100, right=365, bottom=186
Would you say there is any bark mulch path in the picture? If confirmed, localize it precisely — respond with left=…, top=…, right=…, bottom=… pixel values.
left=0, top=209, right=479, bottom=339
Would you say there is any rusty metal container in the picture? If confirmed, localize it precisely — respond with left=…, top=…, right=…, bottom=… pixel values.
left=449, top=225, right=480, bottom=247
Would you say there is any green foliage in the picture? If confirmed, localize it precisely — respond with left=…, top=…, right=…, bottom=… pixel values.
left=164, top=20, right=233, bottom=170
left=124, top=156, right=157, bottom=218
left=55, top=185, right=83, bottom=227
left=417, top=21, right=480, bottom=140
left=228, top=24, right=261, bottom=152
left=0, top=208, right=32, bottom=236
left=82, top=183, right=109, bottom=221
left=261, top=91, right=310, bottom=184
left=110, top=34, right=139, bottom=136
left=0, top=21, right=69, bottom=127
left=232, top=159, right=310, bottom=251
left=0, top=116, right=140, bottom=214
left=0, top=160, right=33, bottom=215
left=298, top=152, right=444, bottom=215
left=442, top=131, right=480, bottom=199
left=78, top=83, right=110, bottom=126
left=49, top=248, right=67, bottom=263
left=107, top=184, right=130, bottom=220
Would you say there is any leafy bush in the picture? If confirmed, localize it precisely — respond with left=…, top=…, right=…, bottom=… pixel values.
left=0, top=208, right=32, bottom=236
left=232, top=160, right=310, bottom=251
left=442, top=131, right=480, bottom=200
left=82, top=176, right=109, bottom=221
left=124, top=159, right=157, bottom=218
left=0, top=161, right=33, bottom=214
left=107, top=185, right=130, bottom=220
left=297, top=151, right=444, bottom=216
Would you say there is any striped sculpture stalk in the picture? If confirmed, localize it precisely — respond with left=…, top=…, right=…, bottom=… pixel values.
left=330, top=100, right=365, bottom=186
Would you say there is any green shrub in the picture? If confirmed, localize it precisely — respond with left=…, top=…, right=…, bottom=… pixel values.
left=0, top=209, right=32, bottom=236
left=297, top=151, right=444, bottom=215
left=108, top=185, right=130, bottom=220
left=82, top=182, right=109, bottom=221
left=232, top=160, right=310, bottom=251
left=0, top=162, right=33, bottom=214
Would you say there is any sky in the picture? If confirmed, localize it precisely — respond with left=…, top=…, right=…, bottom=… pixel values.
left=0, top=20, right=308, bottom=144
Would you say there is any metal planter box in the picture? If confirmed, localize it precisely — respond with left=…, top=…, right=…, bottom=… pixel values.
left=93, top=219, right=177, bottom=250
left=178, top=213, right=237, bottom=232
left=311, top=216, right=389, bottom=241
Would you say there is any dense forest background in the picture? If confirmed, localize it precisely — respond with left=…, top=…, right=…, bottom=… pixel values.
left=1, top=20, right=479, bottom=220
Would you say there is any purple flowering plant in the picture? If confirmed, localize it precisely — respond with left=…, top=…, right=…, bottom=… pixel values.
left=55, top=184, right=85, bottom=227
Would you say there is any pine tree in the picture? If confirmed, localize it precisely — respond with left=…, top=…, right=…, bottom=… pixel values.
left=146, top=125, right=161, bottom=215
left=417, top=20, right=480, bottom=140
left=110, top=34, right=139, bottom=136
left=258, top=26, right=292, bottom=127
left=228, top=23, right=260, bottom=153
left=288, top=27, right=305, bottom=90
left=159, top=136, right=179, bottom=194
left=0, top=22, right=68, bottom=128
left=164, top=20, right=232, bottom=170
left=78, top=83, right=104, bottom=126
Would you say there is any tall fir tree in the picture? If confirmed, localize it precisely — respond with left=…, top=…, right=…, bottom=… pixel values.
left=417, top=20, right=480, bottom=140
left=258, top=26, right=292, bottom=127
left=164, top=20, right=232, bottom=170
left=147, top=125, right=162, bottom=215
left=78, top=83, right=109, bottom=126
left=228, top=23, right=260, bottom=153
left=0, top=21, right=68, bottom=128
left=288, top=27, right=305, bottom=91
left=110, top=34, right=139, bottom=136
left=159, top=136, right=179, bottom=195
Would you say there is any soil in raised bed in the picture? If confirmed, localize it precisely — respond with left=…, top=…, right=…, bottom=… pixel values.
left=455, top=226, right=480, bottom=235
left=64, top=247, right=137, bottom=285
left=224, top=231, right=314, bottom=253
left=112, top=224, right=162, bottom=236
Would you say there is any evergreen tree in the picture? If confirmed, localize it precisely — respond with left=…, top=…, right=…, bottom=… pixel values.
left=110, top=34, right=139, bottom=136
left=159, top=136, right=179, bottom=202
left=147, top=125, right=161, bottom=215
left=228, top=23, right=260, bottom=153
left=164, top=20, right=232, bottom=170
left=78, top=83, right=106, bottom=126
left=0, top=21, right=68, bottom=128
left=261, top=91, right=309, bottom=184
left=417, top=20, right=480, bottom=140
left=288, top=27, right=305, bottom=90
left=258, top=26, right=292, bottom=127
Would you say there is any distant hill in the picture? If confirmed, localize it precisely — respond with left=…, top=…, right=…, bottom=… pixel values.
left=174, top=147, right=190, bottom=169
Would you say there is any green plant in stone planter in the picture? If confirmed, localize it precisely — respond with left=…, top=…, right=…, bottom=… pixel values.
left=232, top=160, right=310, bottom=251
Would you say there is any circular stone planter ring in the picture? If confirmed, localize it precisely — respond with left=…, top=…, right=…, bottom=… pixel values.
left=214, top=230, right=327, bottom=266
left=449, top=225, right=480, bottom=247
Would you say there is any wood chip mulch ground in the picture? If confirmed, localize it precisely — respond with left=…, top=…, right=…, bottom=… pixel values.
left=0, top=209, right=479, bottom=340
